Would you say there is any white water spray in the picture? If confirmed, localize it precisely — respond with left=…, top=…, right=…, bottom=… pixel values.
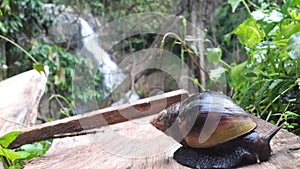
left=79, top=18, right=139, bottom=105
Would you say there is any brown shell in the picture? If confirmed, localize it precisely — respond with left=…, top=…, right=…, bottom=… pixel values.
left=177, top=91, right=256, bottom=148
left=150, top=91, right=256, bottom=148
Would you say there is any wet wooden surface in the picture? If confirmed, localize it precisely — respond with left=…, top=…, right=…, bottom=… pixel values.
left=25, top=108, right=300, bottom=169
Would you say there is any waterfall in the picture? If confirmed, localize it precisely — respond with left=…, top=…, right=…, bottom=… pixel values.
left=79, top=18, right=125, bottom=90
left=79, top=18, right=139, bottom=105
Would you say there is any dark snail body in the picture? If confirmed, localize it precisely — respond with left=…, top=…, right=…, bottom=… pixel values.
left=151, top=91, right=283, bottom=169
left=173, top=131, right=271, bottom=169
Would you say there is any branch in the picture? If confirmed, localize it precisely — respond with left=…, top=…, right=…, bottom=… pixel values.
left=8, top=89, right=189, bottom=149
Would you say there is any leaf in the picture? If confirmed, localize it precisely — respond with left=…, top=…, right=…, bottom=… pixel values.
left=224, top=34, right=232, bottom=46
left=20, top=144, right=43, bottom=155
left=278, top=19, right=300, bottom=39
left=33, top=62, right=46, bottom=74
left=282, top=0, right=300, bottom=14
left=193, top=78, right=199, bottom=85
left=269, top=79, right=284, bottom=90
left=0, top=21, right=8, bottom=35
left=206, top=47, right=222, bottom=63
left=209, top=67, right=225, bottom=81
left=285, top=111, right=300, bottom=118
left=245, top=72, right=257, bottom=77
left=0, top=131, right=23, bottom=148
left=253, top=10, right=283, bottom=35
left=1, top=148, right=30, bottom=162
left=269, top=79, right=285, bottom=101
left=279, top=81, right=294, bottom=93
left=230, top=61, right=247, bottom=81
left=287, top=32, right=300, bottom=59
left=288, top=7, right=300, bottom=20
left=228, top=0, right=242, bottom=12
left=20, top=142, right=49, bottom=159
left=255, top=80, right=272, bottom=106
left=190, top=44, right=199, bottom=56
left=240, top=80, right=262, bottom=108
left=232, top=17, right=264, bottom=47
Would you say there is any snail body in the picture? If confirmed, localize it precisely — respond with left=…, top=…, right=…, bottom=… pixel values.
left=151, top=91, right=283, bottom=169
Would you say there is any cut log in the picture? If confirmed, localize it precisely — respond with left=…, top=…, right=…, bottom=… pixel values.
left=8, top=89, right=189, bottom=149
left=24, top=111, right=300, bottom=169
left=0, top=68, right=48, bottom=169
left=0, top=68, right=48, bottom=135
left=25, top=115, right=185, bottom=169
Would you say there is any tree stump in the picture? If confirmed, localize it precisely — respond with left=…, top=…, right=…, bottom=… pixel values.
left=24, top=98, right=300, bottom=169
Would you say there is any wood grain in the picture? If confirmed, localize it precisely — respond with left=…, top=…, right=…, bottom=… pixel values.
left=0, top=68, right=47, bottom=134
left=8, top=89, right=189, bottom=149
left=24, top=107, right=300, bottom=169
left=0, top=68, right=48, bottom=169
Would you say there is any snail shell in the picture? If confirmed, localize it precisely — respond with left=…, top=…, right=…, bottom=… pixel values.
left=151, top=91, right=283, bottom=169
left=151, top=91, right=256, bottom=148
left=177, top=91, right=256, bottom=148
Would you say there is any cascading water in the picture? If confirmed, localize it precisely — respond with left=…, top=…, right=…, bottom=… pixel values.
left=79, top=18, right=139, bottom=105
left=79, top=18, right=125, bottom=90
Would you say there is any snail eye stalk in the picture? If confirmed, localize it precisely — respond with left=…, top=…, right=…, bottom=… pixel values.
left=263, top=123, right=284, bottom=143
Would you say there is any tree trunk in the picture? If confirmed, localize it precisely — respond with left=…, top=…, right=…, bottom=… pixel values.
left=189, top=0, right=217, bottom=90
left=0, top=40, right=7, bottom=80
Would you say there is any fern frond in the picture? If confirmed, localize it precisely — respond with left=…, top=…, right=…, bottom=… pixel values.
left=240, top=80, right=262, bottom=108
left=255, top=79, right=272, bottom=106
left=269, top=79, right=286, bottom=101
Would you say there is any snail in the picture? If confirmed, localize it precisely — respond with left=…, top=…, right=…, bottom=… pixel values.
left=151, top=91, right=284, bottom=169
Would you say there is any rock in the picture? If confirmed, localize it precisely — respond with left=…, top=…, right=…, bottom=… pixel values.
left=43, top=4, right=105, bottom=51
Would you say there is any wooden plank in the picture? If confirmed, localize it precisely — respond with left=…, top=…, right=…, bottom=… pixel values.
left=0, top=68, right=47, bottom=135
left=8, top=89, right=189, bottom=149
left=24, top=113, right=300, bottom=169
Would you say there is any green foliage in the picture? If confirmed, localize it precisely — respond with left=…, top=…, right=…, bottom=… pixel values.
left=0, top=131, right=52, bottom=169
left=228, top=0, right=242, bottom=12
left=30, top=41, right=103, bottom=110
left=0, top=0, right=105, bottom=118
left=20, top=140, right=52, bottom=160
left=287, top=32, right=300, bottom=59
left=46, top=0, right=174, bottom=55
left=0, top=0, right=51, bottom=76
left=0, top=35, right=46, bottom=74
left=0, top=131, right=23, bottom=149
left=49, top=94, right=74, bottom=117
left=0, top=131, right=28, bottom=169
left=210, top=0, right=248, bottom=63
left=33, top=62, right=46, bottom=74
left=206, top=47, right=222, bottom=63
left=0, top=0, right=52, bottom=36
left=232, top=17, right=265, bottom=47
left=228, top=0, right=300, bottom=133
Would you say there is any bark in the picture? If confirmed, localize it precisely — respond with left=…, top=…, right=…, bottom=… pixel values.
left=8, top=89, right=188, bottom=149
left=189, top=0, right=218, bottom=90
